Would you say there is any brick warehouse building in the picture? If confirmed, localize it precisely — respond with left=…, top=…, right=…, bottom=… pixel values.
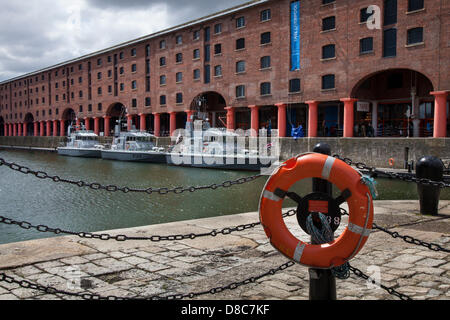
left=0, top=0, right=448, bottom=139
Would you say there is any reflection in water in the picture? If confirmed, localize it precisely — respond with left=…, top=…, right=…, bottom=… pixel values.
left=0, top=149, right=448, bottom=244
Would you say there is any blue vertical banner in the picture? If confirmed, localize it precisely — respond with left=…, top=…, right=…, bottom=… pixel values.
left=290, top=1, right=301, bottom=71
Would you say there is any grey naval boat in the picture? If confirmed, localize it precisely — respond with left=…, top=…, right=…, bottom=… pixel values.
left=101, top=125, right=167, bottom=163
left=57, top=125, right=103, bottom=158
left=166, top=120, right=277, bottom=171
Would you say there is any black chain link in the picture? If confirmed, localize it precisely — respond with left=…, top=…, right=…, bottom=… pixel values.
left=0, top=210, right=297, bottom=242
left=372, top=222, right=450, bottom=253
left=0, top=157, right=263, bottom=195
left=332, top=155, right=450, bottom=189
left=0, top=261, right=295, bottom=301
left=349, top=265, right=412, bottom=300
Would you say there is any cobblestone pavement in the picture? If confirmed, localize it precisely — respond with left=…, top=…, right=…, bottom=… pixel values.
left=0, top=200, right=449, bottom=300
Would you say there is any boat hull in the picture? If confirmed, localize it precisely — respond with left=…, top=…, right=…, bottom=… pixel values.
left=57, top=148, right=102, bottom=158
left=101, top=150, right=167, bottom=163
left=166, top=153, right=276, bottom=171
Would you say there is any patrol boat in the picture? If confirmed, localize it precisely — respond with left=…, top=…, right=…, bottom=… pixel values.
left=166, top=120, right=277, bottom=171
left=57, top=125, right=103, bottom=158
left=101, top=123, right=167, bottom=163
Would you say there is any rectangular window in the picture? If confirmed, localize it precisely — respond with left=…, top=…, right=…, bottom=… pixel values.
left=159, top=40, right=166, bottom=49
left=384, top=0, right=397, bottom=26
left=145, top=45, right=150, bottom=57
left=236, top=38, right=245, bottom=50
left=108, top=85, right=112, bottom=93
left=408, top=0, right=424, bottom=12
left=322, top=16, right=336, bottom=31
left=322, top=44, right=335, bottom=59
left=289, top=79, right=301, bottom=93
left=119, top=52, right=124, bottom=59
left=261, top=32, right=271, bottom=45
left=108, top=70, right=112, bottom=78
left=214, top=23, right=222, bottom=34
left=214, top=43, right=222, bottom=55
left=204, top=65, right=210, bottom=84
left=176, top=93, right=183, bottom=104
left=193, top=69, right=200, bottom=80
left=260, top=82, right=271, bottom=95
left=383, top=28, right=397, bottom=57
left=146, top=76, right=150, bottom=92
left=131, top=81, right=137, bottom=90
left=322, top=74, right=335, bottom=90
left=214, top=65, right=222, bottom=77
left=120, top=83, right=124, bottom=91
left=236, top=85, right=245, bottom=98
left=160, top=75, right=166, bottom=85
left=131, top=64, right=137, bottom=72
left=236, top=61, right=246, bottom=73
left=176, top=72, right=183, bottom=83
left=97, top=58, right=102, bottom=66
left=261, top=9, right=271, bottom=21
left=204, top=27, right=210, bottom=42
left=97, top=87, right=102, bottom=95
left=193, top=30, right=200, bottom=40
left=176, top=53, right=183, bottom=63
left=145, top=97, right=151, bottom=107
left=360, top=8, right=372, bottom=23
left=132, top=99, right=137, bottom=108
left=193, top=49, right=200, bottom=59
left=146, top=60, right=150, bottom=74
left=97, top=72, right=102, bottom=80
left=204, top=45, right=210, bottom=62
left=360, top=37, right=374, bottom=53
left=119, top=67, right=124, bottom=75
left=236, top=16, right=245, bottom=28
left=407, top=27, right=423, bottom=45
left=160, top=57, right=166, bottom=66
left=160, top=95, right=166, bottom=105
left=176, top=35, right=182, bottom=45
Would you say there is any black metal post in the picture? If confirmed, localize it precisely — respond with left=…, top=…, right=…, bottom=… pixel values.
left=309, top=143, right=336, bottom=300
left=416, top=156, right=444, bottom=216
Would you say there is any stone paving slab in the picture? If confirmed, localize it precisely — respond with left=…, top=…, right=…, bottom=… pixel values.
left=0, top=200, right=449, bottom=300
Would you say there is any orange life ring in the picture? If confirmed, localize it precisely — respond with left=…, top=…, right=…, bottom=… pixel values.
left=389, top=158, right=395, bottom=167
left=259, top=153, right=374, bottom=269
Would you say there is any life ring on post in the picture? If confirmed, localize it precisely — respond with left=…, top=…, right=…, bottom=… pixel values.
left=259, top=153, right=374, bottom=269
left=389, top=158, right=395, bottom=167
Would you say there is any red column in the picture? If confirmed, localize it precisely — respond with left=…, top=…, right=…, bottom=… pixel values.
left=40, top=121, right=45, bottom=137
left=169, top=112, right=177, bottom=136
left=7, top=124, right=10, bottom=136
left=139, top=114, right=146, bottom=132
left=3, top=123, right=7, bottom=136
left=76, top=119, right=81, bottom=131
left=225, top=107, right=235, bottom=131
left=341, top=98, right=357, bottom=138
left=60, top=120, right=65, bottom=137
left=34, top=122, right=38, bottom=136
left=103, top=116, right=111, bottom=137
left=53, top=120, right=58, bottom=137
left=46, top=121, right=51, bottom=136
left=84, top=118, right=90, bottom=131
left=275, top=103, right=287, bottom=138
left=18, top=123, right=22, bottom=137
left=306, top=101, right=319, bottom=138
left=94, top=117, right=100, bottom=135
left=431, top=91, right=449, bottom=138
left=153, top=113, right=161, bottom=137
left=127, top=115, right=133, bottom=131
left=186, top=110, right=195, bottom=123
left=249, top=105, right=260, bottom=137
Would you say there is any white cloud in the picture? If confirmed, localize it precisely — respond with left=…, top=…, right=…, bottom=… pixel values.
left=0, top=0, right=248, bottom=82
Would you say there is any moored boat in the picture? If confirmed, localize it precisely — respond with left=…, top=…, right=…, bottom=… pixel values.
left=57, top=125, right=103, bottom=158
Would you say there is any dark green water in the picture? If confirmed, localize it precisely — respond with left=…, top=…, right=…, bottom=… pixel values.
left=0, top=149, right=449, bottom=244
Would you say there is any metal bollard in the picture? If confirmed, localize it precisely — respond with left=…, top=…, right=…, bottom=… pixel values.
left=309, top=143, right=336, bottom=300
left=416, top=156, right=444, bottom=216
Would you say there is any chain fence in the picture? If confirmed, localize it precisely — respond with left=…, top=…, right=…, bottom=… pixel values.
left=0, top=155, right=449, bottom=301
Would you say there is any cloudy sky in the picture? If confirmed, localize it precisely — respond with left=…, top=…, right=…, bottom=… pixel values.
left=0, top=0, right=251, bottom=82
